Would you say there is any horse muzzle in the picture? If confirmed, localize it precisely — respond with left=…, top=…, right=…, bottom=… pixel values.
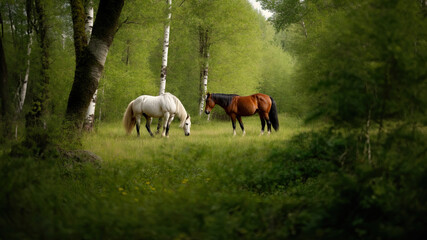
left=205, top=110, right=210, bottom=114
left=185, top=133, right=190, bottom=136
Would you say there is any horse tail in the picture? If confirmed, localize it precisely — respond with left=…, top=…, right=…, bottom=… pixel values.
left=269, top=96, right=279, bottom=131
left=123, top=101, right=136, bottom=135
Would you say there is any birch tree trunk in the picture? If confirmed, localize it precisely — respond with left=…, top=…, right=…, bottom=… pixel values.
left=156, top=0, right=172, bottom=133
left=159, top=0, right=172, bottom=95
left=13, top=35, right=32, bottom=139
left=17, top=34, right=32, bottom=115
left=66, top=0, right=124, bottom=131
left=83, top=0, right=97, bottom=131
left=198, top=53, right=209, bottom=115
left=198, top=27, right=210, bottom=116
left=84, top=1, right=93, bottom=38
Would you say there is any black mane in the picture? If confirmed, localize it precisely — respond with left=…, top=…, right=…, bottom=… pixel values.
left=211, top=93, right=239, bottom=108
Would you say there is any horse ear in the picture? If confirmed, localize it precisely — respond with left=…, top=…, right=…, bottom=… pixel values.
left=206, top=92, right=210, bottom=99
left=186, top=114, right=190, bottom=120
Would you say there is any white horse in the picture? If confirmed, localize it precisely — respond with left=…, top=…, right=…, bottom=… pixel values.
left=123, top=93, right=191, bottom=137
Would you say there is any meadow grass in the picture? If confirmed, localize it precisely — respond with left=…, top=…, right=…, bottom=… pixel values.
left=1, top=114, right=426, bottom=239
left=80, top=114, right=312, bottom=197
left=84, top=114, right=305, bottom=163
left=0, top=114, right=313, bottom=239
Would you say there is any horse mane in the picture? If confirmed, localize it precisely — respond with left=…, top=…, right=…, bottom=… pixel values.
left=165, top=93, right=188, bottom=128
left=211, top=93, right=239, bottom=108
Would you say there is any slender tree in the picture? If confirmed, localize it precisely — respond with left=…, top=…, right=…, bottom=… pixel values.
left=0, top=18, right=11, bottom=140
left=14, top=0, right=34, bottom=138
left=156, top=0, right=172, bottom=133
left=198, top=27, right=210, bottom=115
left=66, top=0, right=124, bottom=131
left=159, top=0, right=172, bottom=96
left=82, top=0, right=96, bottom=131
left=25, top=0, right=50, bottom=128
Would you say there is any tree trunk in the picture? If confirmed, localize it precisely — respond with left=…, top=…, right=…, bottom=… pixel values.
left=198, top=27, right=210, bottom=116
left=0, top=34, right=12, bottom=140
left=13, top=0, right=34, bottom=139
left=83, top=89, right=97, bottom=131
left=66, top=0, right=124, bottom=131
left=26, top=0, right=50, bottom=129
left=159, top=0, right=172, bottom=95
left=198, top=53, right=209, bottom=115
left=7, top=4, right=16, bottom=49
left=84, top=1, right=93, bottom=40
left=156, top=0, right=172, bottom=133
left=16, top=34, right=32, bottom=115
left=364, top=107, right=372, bottom=165
left=83, top=0, right=97, bottom=131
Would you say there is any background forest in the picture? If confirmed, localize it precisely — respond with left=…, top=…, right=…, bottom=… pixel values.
left=1, top=0, right=426, bottom=239
left=0, top=0, right=295, bottom=129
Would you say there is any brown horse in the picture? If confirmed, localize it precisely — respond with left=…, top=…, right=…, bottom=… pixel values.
left=205, top=93, right=279, bottom=136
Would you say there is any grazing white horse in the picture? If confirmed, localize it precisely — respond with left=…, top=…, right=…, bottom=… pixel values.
left=123, top=93, right=191, bottom=137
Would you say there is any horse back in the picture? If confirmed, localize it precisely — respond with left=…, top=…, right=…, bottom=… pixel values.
left=231, top=95, right=256, bottom=116
left=233, top=94, right=270, bottom=116
left=254, top=93, right=272, bottom=112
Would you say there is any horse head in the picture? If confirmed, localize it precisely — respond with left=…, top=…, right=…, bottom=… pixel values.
left=204, top=93, right=215, bottom=114
left=184, top=114, right=191, bottom=136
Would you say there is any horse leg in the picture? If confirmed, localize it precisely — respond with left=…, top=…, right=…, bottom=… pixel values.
left=162, top=112, right=170, bottom=137
left=143, top=114, right=154, bottom=137
left=165, top=114, right=175, bottom=137
left=136, top=116, right=141, bottom=137
left=230, top=114, right=237, bottom=136
left=156, top=118, right=162, bottom=135
left=237, top=116, right=245, bottom=136
left=259, top=113, right=266, bottom=136
left=263, top=112, right=272, bottom=135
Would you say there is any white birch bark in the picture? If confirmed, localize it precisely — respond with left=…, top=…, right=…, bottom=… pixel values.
left=159, top=0, right=172, bottom=95
left=198, top=53, right=209, bottom=115
left=14, top=34, right=32, bottom=139
left=85, top=3, right=94, bottom=39
left=156, top=0, right=172, bottom=133
left=17, top=34, right=32, bottom=114
left=83, top=1, right=96, bottom=131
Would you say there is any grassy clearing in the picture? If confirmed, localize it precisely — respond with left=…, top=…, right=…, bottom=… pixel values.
left=84, top=114, right=305, bottom=164
left=2, top=114, right=425, bottom=239
left=2, top=115, right=318, bottom=239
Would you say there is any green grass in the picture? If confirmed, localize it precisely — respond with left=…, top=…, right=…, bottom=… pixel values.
left=2, top=114, right=426, bottom=239
left=84, top=114, right=304, bottom=163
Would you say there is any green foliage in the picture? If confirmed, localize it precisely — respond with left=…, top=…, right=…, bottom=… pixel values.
left=264, top=0, right=427, bottom=126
